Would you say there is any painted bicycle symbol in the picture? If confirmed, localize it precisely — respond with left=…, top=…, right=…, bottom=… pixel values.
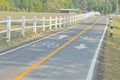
left=32, top=41, right=59, bottom=48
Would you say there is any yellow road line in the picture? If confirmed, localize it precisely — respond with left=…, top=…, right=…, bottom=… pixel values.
left=14, top=16, right=102, bottom=80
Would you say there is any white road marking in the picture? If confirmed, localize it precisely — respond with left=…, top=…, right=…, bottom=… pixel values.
left=0, top=25, right=77, bottom=56
left=74, top=44, right=87, bottom=50
left=86, top=18, right=108, bottom=80
left=58, top=35, right=68, bottom=39
left=32, top=41, right=59, bottom=48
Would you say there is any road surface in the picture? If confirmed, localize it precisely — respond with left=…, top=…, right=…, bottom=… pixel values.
left=0, top=16, right=108, bottom=80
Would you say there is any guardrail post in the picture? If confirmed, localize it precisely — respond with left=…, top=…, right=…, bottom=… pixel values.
left=82, top=14, right=85, bottom=19
left=77, top=15, right=79, bottom=23
left=71, top=16, right=73, bottom=24
left=33, top=16, right=37, bottom=34
left=75, top=16, right=76, bottom=24
left=68, top=16, right=70, bottom=26
left=21, top=16, right=25, bottom=37
left=75, top=16, right=77, bottom=23
left=77, top=15, right=79, bottom=22
left=110, top=17, right=113, bottom=37
left=76, top=15, right=77, bottom=23
left=73, top=16, right=75, bottom=24
left=55, top=17, right=58, bottom=29
left=81, top=14, right=83, bottom=19
left=79, top=14, right=81, bottom=21
left=59, top=16, right=62, bottom=28
left=42, top=17, right=45, bottom=32
left=63, top=16, right=66, bottom=27
left=6, top=16, right=11, bottom=42
left=72, top=16, right=74, bottom=24
left=49, top=17, right=52, bottom=30
left=78, top=15, right=80, bottom=21
left=78, top=15, right=80, bottom=23
left=77, top=15, right=78, bottom=23
left=69, top=16, right=71, bottom=25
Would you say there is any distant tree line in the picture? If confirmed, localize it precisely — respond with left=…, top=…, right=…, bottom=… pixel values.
left=0, top=0, right=119, bottom=13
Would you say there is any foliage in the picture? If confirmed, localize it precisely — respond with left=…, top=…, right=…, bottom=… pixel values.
left=0, top=0, right=120, bottom=13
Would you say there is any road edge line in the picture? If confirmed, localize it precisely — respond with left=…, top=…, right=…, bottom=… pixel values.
left=86, top=17, right=108, bottom=80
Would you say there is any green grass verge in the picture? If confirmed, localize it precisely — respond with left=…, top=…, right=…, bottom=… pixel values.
left=104, top=18, right=120, bottom=80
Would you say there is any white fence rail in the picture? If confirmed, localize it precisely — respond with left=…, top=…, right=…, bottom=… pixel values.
left=0, top=12, right=100, bottom=42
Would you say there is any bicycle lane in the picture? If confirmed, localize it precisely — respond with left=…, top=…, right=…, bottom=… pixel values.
left=20, top=16, right=107, bottom=80
left=0, top=17, right=98, bottom=80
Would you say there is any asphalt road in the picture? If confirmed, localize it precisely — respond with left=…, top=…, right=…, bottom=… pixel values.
left=0, top=16, right=107, bottom=80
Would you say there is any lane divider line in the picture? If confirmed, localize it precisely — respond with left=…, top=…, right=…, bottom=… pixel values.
left=14, top=16, right=102, bottom=80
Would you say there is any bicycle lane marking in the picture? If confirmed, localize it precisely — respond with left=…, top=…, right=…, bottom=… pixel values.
left=0, top=16, right=96, bottom=56
left=14, top=16, right=102, bottom=80
left=0, top=17, right=98, bottom=80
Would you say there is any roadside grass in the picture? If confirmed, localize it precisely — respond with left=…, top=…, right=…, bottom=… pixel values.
left=104, top=18, right=120, bottom=80
left=0, top=12, right=75, bottom=20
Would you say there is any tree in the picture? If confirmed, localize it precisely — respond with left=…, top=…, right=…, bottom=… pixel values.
left=34, top=1, right=42, bottom=12
left=0, top=0, right=119, bottom=13
left=64, top=0, right=70, bottom=8
left=0, top=0, right=11, bottom=11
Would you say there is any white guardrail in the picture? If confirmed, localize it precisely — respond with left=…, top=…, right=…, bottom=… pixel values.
left=0, top=12, right=100, bottom=42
